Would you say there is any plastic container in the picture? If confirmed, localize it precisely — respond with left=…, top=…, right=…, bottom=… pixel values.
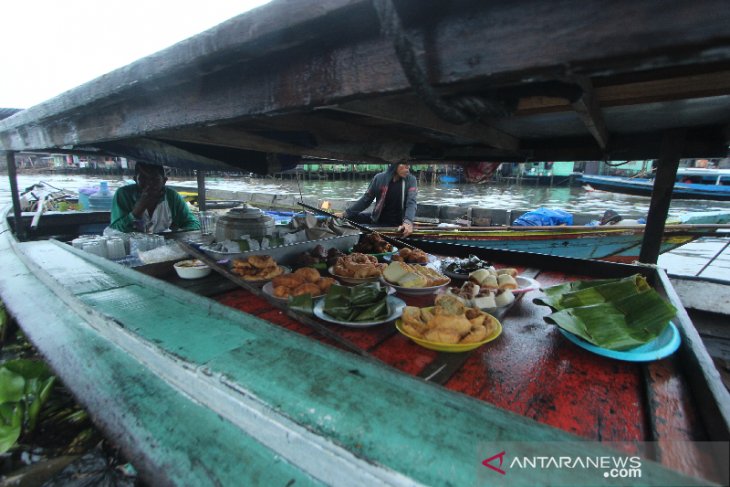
left=78, top=186, right=99, bottom=210
left=88, top=181, right=113, bottom=211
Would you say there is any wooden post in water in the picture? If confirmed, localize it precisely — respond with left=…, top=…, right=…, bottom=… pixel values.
left=639, top=129, right=685, bottom=264
left=196, top=170, right=206, bottom=211
left=5, top=151, right=25, bottom=240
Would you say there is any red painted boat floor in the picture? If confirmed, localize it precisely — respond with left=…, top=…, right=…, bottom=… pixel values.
left=212, top=266, right=708, bottom=475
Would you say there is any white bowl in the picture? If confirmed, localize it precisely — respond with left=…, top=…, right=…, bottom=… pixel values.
left=174, top=259, right=212, bottom=279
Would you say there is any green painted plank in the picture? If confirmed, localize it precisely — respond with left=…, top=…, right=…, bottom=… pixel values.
left=0, top=238, right=322, bottom=486
left=78, top=285, right=258, bottom=363
left=19, top=242, right=132, bottom=293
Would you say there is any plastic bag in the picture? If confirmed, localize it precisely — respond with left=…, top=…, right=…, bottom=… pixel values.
left=512, top=208, right=573, bottom=227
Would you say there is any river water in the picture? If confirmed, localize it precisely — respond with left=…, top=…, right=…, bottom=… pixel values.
left=2, top=172, right=729, bottom=279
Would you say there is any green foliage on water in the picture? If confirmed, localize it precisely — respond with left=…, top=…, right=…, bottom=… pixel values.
left=0, top=359, right=56, bottom=453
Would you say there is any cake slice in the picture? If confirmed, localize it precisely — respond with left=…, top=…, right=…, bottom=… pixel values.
left=383, top=261, right=412, bottom=283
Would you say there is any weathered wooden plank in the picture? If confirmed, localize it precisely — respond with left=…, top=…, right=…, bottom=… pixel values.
left=570, top=77, right=609, bottom=150
left=517, top=70, right=730, bottom=113
left=329, top=96, right=520, bottom=150
left=1, top=0, right=728, bottom=153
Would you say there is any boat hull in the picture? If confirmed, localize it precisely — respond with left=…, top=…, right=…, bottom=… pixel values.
left=406, top=227, right=700, bottom=262
left=581, top=175, right=730, bottom=200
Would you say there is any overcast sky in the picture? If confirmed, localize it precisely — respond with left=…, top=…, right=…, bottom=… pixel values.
left=0, top=0, right=271, bottom=109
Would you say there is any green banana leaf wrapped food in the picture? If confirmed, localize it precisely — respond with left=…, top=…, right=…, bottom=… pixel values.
left=323, top=282, right=390, bottom=322
left=535, top=274, right=676, bottom=351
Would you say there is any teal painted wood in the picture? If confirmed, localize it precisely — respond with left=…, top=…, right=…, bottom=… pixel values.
left=421, top=234, right=647, bottom=259
left=0, top=231, right=710, bottom=485
left=0, top=238, right=322, bottom=486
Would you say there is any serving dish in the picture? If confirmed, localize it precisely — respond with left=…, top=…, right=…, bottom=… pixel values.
left=379, top=275, right=451, bottom=296
left=558, top=322, right=680, bottom=362
left=173, top=259, right=212, bottom=279
left=328, top=266, right=382, bottom=285
left=313, top=295, right=406, bottom=327
left=395, top=316, right=502, bottom=352
left=262, top=281, right=324, bottom=301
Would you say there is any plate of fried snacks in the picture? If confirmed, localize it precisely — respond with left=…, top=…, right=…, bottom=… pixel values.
left=330, top=252, right=386, bottom=284
left=314, top=282, right=406, bottom=327
left=262, top=267, right=338, bottom=301
left=351, top=233, right=396, bottom=257
left=395, top=295, right=502, bottom=352
left=230, top=254, right=289, bottom=284
left=383, top=247, right=433, bottom=265
left=380, top=261, right=451, bottom=296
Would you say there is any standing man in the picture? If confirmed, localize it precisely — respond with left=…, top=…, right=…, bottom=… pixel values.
left=345, top=163, right=417, bottom=237
left=109, top=162, right=200, bottom=233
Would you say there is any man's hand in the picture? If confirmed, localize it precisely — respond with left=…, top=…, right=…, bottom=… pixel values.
left=398, top=221, right=413, bottom=237
left=132, top=187, right=163, bottom=218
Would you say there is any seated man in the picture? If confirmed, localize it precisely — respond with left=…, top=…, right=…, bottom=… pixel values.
left=345, top=163, right=417, bottom=237
left=109, top=162, right=200, bottom=233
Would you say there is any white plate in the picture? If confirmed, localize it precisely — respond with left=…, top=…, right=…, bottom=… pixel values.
left=328, top=266, right=382, bottom=285
left=313, top=295, right=406, bottom=327
left=262, top=281, right=324, bottom=301
left=513, top=276, right=540, bottom=294
left=379, top=275, right=451, bottom=296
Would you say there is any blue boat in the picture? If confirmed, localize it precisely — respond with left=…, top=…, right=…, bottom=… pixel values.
left=580, top=169, right=730, bottom=200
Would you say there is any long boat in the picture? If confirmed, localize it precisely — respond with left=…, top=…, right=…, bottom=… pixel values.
left=1, top=0, right=730, bottom=485
left=403, top=224, right=724, bottom=263
left=166, top=188, right=730, bottom=263
left=580, top=174, right=730, bottom=200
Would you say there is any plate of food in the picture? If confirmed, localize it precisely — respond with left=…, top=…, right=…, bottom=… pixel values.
left=313, top=295, right=407, bottom=328
left=383, top=247, right=434, bottom=265
left=558, top=322, right=680, bottom=362
left=329, top=252, right=385, bottom=284
left=441, top=255, right=493, bottom=280
left=380, top=261, right=451, bottom=295
left=436, top=281, right=515, bottom=310
left=229, top=254, right=290, bottom=285
left=261, top=267, right=337, bottom=301
left=395, top=296, right=503, bottom=352
left=351, top=233, right=396, bottom=257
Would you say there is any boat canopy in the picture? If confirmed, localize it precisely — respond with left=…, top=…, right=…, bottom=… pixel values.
left=0, top=0, right=728, bottom=170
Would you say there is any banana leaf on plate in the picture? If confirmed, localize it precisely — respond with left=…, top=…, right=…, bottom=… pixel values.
left=536, top=275, right=677, bottom=351
left=324, top=282, right=390, bottom=322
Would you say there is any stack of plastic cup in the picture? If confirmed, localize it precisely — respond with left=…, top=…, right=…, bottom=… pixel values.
left=106, top=237, right=127, bottom=260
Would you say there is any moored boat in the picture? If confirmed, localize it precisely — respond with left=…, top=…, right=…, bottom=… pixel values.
left=580, top=173, right=730, bottom=201
left=401, top=224, right=723, bottom=263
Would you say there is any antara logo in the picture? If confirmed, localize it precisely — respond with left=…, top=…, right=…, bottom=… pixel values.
left=482, top=451, right=507, bottom=475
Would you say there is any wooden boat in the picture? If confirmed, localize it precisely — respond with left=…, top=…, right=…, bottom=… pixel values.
left=1, top=0, right=730, bottom=485
left=581, top=173, right=730, bottom=200
left=403, top=224, right=724, bottom=263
